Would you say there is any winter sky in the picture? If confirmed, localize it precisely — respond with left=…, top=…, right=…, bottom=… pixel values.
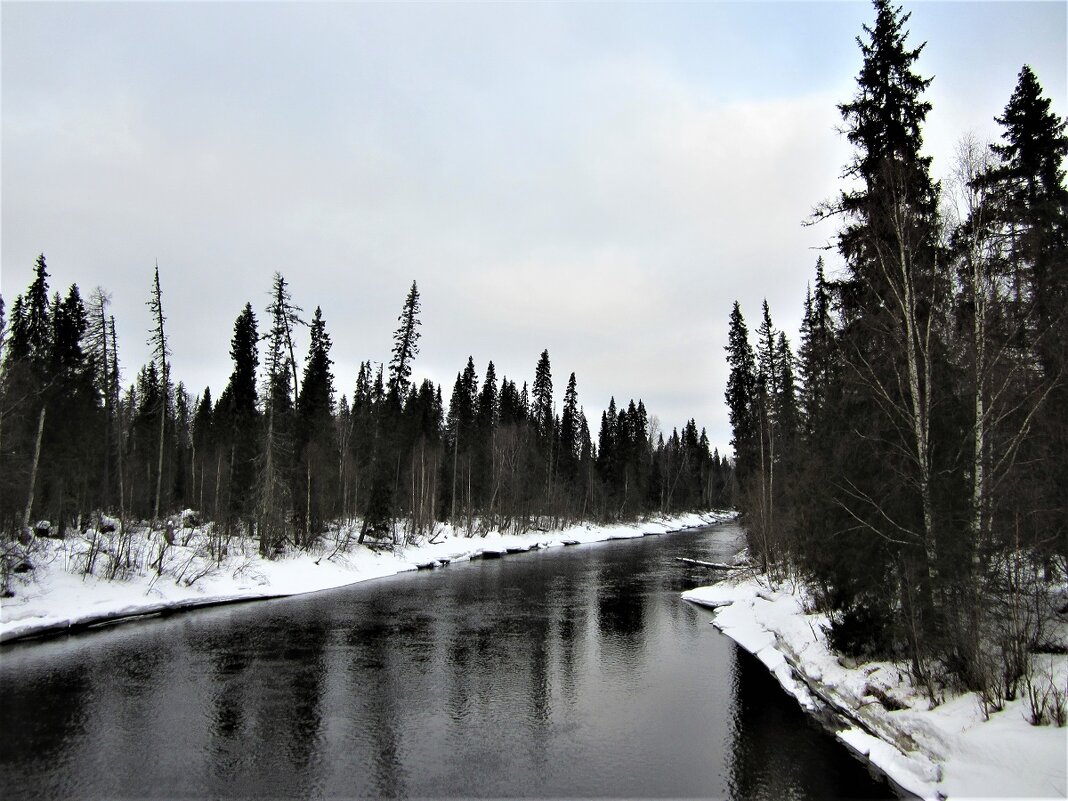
left=2, top=2, right=1064, bottom=455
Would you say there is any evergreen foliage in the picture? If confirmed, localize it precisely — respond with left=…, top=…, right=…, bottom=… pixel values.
left=389, top=281, right=421, bottom=399
left=724, top=1, right=1067, bottom=699
left=0, top=251, right=727, bottom=553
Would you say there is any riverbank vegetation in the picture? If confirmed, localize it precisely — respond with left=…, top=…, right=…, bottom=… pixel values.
left=725, top=0, right=1066, bottom=722
left=0, top=267, right=731, bottom=596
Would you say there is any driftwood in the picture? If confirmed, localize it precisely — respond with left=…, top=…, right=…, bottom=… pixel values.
left=676, top=557, right=741, bottom=570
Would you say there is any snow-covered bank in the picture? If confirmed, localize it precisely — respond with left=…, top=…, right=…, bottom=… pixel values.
left=0, top=510, right=735, bottom=644
left=683, top=579, right=1068, bottom=800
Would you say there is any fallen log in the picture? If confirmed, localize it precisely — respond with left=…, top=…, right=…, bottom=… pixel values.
left=676, top=557, right=741, bottom=570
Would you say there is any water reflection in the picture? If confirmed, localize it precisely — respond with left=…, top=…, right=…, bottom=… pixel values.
left=727, top=645, right=895, bottom=800
left=1, top=524, right=897, bottom=800
left=0, top=656, right=89, bottom=799
left=596, top=563, right=646, bottom=639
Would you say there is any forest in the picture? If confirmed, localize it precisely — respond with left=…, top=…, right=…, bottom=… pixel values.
left=725, top=1, right=1066, bottom=718
left=0, top=262, right=732, bottom=575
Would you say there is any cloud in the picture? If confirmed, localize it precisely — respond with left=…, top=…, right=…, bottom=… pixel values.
left=4, top=2, right=1062, bottom=457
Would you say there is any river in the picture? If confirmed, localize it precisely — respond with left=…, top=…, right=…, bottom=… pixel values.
left=0, top=522, right=897, bottom=798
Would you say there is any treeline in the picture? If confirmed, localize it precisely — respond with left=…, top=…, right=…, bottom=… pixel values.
left=0, top=270, right=731, bottom=558
left=726, top=0, right=1066, bottom=711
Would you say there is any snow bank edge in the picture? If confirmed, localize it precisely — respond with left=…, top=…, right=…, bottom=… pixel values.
left=2, top=511, right=737, bottom=645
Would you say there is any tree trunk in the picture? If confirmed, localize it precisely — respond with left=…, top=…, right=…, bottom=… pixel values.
left=21, top=405, right=47, bottom=532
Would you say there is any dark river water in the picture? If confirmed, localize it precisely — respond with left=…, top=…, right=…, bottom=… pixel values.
left=0, top=522, right=896, bottom=799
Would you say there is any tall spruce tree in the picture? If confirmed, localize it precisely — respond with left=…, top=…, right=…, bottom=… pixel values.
left=5, top=257, right=54, bottom=532
left=985, top=65, right=1068, bottom=555
left=558, top=372, right=580, bottom=484
left=724, top=302, right=757, bottom=493
left=296, top=306, right=335, bottom=545
left=223, top=303, right=260, bottom=526
left=445, top=357, right=478, bottom=526
left=817, top=0, right=951, bottom=682
left=46, top=284, right=101, bottom=529
left=389, top=281, right=421, bottom=399
left=191, top=387, right=214, bottom=514
left=147, top=264, right=171, bottom=523
left=258, top=278, right=299, bottom=554
left=531, top=350, right=553, bottom=442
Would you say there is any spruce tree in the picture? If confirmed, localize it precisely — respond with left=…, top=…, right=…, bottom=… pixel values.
left=724, top=302, right=757, bottom=489
left=191, top=387, right=214, bottom=513
left=389, top=280, right=421, bottom=399
left=476, top=361, right=498, bottom=431
left=797, top=258, right=836, bottom=437
left=475, top=361, right=499, bottom=511
left=296, top=306, right=336, bottom=545
left=297, top=307, right=335, bottom=428
left=448, top=358, right=479, bottom=525
left=223, top=303, right=260, bottom=526
left=45, top=285, right=101, bottom=529
left=558, top=372, right=580, bottom=484
left=531, top=350, right=553, bottom=442
left=498, top=379, right=522, bottom=426
left=146, top=264, right=171, bottom=523
left=984, top=65, right=1068, bottom=559
left=819, top=0, right=949, bottom=676
left=4, top=258, right=55, bottom=532
left=24, top=255, right=53, bottom=373
left=257, top=281, right=298, bottom=555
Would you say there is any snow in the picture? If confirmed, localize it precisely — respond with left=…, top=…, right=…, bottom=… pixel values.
left=0, top=510, right=735, bottom=644
left=684, top=578, right=1068, bottom=800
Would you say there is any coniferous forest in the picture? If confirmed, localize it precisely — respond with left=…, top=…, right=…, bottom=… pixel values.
left=0, top=0, right=1063, bottom=716
left=1, top=2, right=1067, bottom=798
left=0, top=262, right=732, bottom=572
left=726, top=1, right=1066, bottom=709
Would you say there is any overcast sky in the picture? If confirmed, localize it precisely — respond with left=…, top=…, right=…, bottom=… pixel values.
left=2, top=1, right=1064, bottom=455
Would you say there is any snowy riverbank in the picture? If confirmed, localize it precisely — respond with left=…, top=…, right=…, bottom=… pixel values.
left=683, top=578, right=1067, bottom=800
left=0, top=510, right=735, bottom=644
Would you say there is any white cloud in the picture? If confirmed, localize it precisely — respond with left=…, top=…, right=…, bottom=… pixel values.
left=3, top=1, right=1063, bottom=456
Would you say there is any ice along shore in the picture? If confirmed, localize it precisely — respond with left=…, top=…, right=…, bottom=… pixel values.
left=684, top=579, right=1067, bottom=800
left=1, top=510, right=735, bottom=644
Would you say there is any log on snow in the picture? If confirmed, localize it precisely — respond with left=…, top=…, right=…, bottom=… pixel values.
left=675, top=557, right=742, bottom=570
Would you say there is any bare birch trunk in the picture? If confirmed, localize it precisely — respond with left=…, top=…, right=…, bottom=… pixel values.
left=21, top=405, right=47, bottom=532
